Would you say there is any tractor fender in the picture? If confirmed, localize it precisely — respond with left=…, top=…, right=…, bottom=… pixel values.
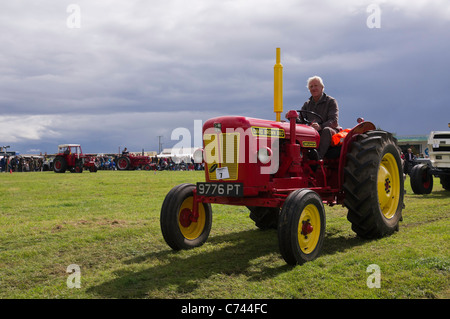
left=337, top=121, right=376, bottom=187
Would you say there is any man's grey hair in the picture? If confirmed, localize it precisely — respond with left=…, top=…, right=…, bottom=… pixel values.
left=306, top=76, right=325, bottom=89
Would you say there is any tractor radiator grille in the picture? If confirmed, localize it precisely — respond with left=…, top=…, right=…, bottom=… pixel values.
left=433, top=146, right=450, bottom=152
left=204, top=132, right=239, bottom=180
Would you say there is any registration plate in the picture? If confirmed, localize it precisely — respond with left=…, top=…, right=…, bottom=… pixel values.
left=196, top=182, right=243, bottom=197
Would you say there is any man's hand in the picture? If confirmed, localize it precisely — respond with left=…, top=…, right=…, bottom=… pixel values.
left=311, top=122, right=321, bottom=131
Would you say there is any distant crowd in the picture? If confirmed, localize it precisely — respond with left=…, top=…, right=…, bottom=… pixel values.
left=401, top=148, right=419, bottom=175
left=153, top=156, right=204, bottom=171
left=0, top=154, right=204, bottom=172
left=95, top=155, right=204, bottom=171
left=0, top=156, right=44, bottom=172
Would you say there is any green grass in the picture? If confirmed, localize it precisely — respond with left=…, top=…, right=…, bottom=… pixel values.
left=0, top=171, right=448, bottom=299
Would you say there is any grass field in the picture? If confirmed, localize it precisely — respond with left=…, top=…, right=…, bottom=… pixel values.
left=0, top=170, right=448, bottom=299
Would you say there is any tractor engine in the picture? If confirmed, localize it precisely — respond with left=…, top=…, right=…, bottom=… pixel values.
left=194, top=113, right=320, bottom=206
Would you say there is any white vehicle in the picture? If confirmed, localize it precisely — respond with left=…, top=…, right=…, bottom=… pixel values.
left=410, top=128, right=450, bottom=194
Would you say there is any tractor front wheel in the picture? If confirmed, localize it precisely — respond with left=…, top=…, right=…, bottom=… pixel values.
left=160, top=183, right=212, bottom=250
left=278, top=189, right=326, bottom=265
left=53, top=156, right=67, bottom=173
left=343, top=130, right=404, bottom=238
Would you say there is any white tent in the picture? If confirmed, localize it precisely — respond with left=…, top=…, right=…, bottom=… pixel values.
left=157, top=147, right=199, bottom=163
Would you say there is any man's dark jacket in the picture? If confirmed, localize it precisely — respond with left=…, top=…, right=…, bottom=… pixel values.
left=301, top=93, right=339, bottom=131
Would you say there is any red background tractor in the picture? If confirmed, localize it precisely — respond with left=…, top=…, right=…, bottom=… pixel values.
left=116, top=153, right=155, bottom=171
left=53, top=144, right=98, bottom=173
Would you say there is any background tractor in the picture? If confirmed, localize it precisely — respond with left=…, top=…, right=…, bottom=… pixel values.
left=160, top=49, right=404, bottom=265
left=410, top=129, right=450, bottom=194
left=53, top=144, right=98, bottom=173
left=116, top=153, right=155, bottom=171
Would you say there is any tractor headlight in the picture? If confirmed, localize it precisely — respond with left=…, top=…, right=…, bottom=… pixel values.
left=193, top=148, right=204, bottom=163
left=257, top=147, right=272, bottom=164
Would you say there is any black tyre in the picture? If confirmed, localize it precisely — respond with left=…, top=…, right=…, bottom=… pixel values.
left=278, top=189, right=326, bottom=265
left=160, top=183, right=212, bottom=250
left=440, top=175, right=450, bottom=191
left=248, top=206, right=279, bottom=230
left=410, top=164, right=433, bottom=194
left=53, top=156, right=67, bottom=173
left=343, top=130, right=404, bottom=238
left=117, top=156, right=130, bottom=170
left=74, top=160, right=83, bottom=173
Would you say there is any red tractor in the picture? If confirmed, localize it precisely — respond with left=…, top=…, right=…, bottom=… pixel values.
left=116, top=153, right=155, bottom=171
left=53, top=144, right=98, bottom=173
left=160, top=111, right=404, bottom=265
left=160, top=49, right=404, bottom=265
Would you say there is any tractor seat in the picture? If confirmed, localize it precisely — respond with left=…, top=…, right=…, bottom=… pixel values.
left=307, top=145, right=341, bottom=161
left=324, top=146, right=341, bottom=159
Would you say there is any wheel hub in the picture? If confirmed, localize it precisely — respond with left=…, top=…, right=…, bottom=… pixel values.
left=422, top=172, right=431, bottom=188
left=179, top=208, right=192, bottom=228
left=301, top=220, right=313, bottom=238
left=377, top=153, right=401, bottom=219
left=118, top=160, right=127, bottom=169
left=384, top=177, right=391, bottom=194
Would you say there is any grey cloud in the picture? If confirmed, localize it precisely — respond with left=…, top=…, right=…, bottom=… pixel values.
left=1, top=1, right=450, bottom=154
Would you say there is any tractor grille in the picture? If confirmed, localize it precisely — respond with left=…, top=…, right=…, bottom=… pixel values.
left=204, top=132, right=239, bottom=180
left=431, top=134, right=450, bottom=152
left=433, top=146, right=450, bottom=152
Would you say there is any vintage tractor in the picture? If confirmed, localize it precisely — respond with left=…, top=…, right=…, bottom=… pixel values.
left=160, top=50, right=404, bottom=265
left=53, top=144, right=98, bottom=173
left=410, top=129, right=450, bottom=194
left=116, top=154, right=155, bottom=171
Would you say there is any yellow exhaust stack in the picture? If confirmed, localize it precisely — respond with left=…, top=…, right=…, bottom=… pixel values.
left=274, top=48, right=283, bottom=122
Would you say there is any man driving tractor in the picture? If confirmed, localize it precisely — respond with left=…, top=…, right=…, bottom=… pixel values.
left=301, top=76, right=339, bottom=158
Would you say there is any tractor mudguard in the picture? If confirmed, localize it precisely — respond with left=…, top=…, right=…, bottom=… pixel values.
left=337, top=121, right=376, bottom=187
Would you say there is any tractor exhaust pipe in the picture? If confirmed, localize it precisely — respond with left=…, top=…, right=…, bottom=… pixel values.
left=274, top=48, right=283, bottom=122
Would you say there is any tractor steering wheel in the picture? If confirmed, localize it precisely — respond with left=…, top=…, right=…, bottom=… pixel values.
left=296, top=110, right=324, bottom=126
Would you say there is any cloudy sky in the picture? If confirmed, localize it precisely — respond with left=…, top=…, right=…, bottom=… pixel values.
left=1, top=0, right=449, bottom=154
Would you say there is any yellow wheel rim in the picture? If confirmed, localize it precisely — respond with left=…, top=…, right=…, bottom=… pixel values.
left=297, top=204, right=321, bottom=254
left=377, top=153, right=400, bottom=219
left=178, top=197, right=206, bottom=240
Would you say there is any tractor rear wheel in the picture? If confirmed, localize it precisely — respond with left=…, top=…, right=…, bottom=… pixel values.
left=160, top=183, right=212, bottom=250
left=117, top=156, right=130, bottom=170
left=410, top=164, right=433, bottom=194
left=278, top=189, right=326, bottom=265
left=248, top=206, right=279, bottom=230
left=343, top=130, right=404, bottom=238
left=53, top=156, right=67, bottom=173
